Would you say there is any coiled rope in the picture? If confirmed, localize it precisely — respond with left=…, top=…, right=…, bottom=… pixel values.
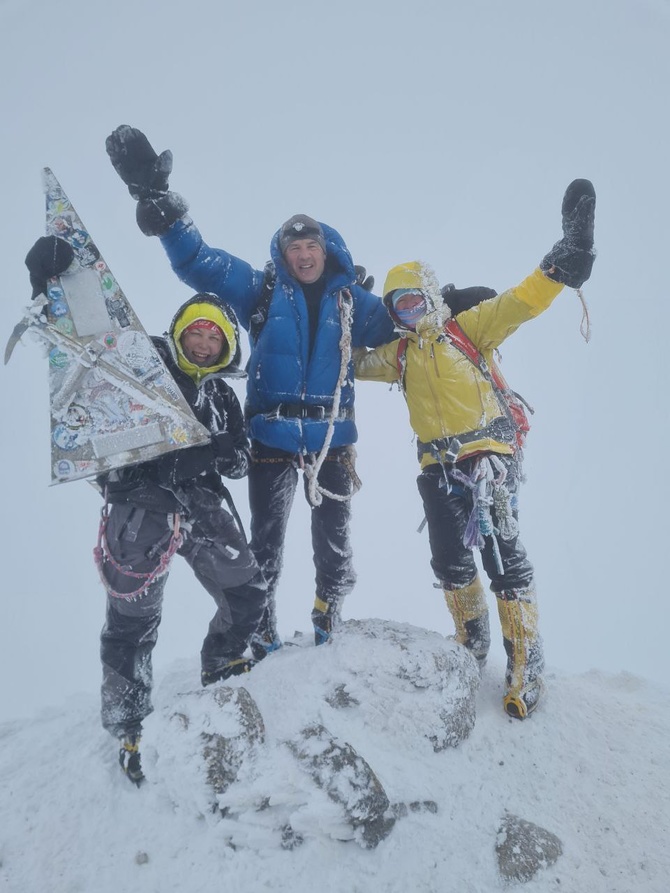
left=304, top=288, right=359, bottom=507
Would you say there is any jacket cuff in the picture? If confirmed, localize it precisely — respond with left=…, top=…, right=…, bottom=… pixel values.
left=514, top=267, right=564, bottom=316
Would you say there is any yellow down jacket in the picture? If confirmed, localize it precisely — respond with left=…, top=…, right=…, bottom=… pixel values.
left=354, top=268, right=564, bottom=468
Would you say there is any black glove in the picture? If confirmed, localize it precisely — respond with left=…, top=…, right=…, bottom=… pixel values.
left=212, top=431, right=249, bottom=479
left=157, top=443, right=215, bottom=487
left=441, top=284, right=497, bottom=315
left=354, top=265, right=375, bottom=292
left=211, top=432, right=236, bottom=458
left=25, top=236, right=75, bottom=299
left=540, top=179, right=596, bottom=289
left=135, top=192, right=189, bottom=236
left=106, top=125, right=173, bottom=200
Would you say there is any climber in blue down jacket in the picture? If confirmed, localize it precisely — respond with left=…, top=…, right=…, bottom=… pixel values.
left=106, top=125, right=396, bottom=657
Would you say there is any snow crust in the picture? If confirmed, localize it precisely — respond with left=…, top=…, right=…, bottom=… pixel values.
left=1, top=623, right=668, bottom=893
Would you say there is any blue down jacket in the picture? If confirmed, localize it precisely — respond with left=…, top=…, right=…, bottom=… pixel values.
left=159, top=217, right=395, bottom=453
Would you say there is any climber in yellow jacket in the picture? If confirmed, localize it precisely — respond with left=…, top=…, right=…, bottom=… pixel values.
left=355, top=180, right=596, bottom=719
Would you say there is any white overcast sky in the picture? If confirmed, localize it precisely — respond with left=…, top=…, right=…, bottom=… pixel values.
left=1, top=0, right=668, bottom=719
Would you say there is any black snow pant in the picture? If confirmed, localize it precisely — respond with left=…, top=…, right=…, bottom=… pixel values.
left=248, top=442, right=357, bottom=640
left=416, top=454, right=534, bottom=592
left=99, top=499, right=266, bottom=738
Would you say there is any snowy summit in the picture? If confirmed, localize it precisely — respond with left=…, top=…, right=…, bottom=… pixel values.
left=1, top=618, right=668, bottom=892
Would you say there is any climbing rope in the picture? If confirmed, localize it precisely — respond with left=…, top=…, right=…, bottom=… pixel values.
left=304, top=288, right=360, bottom=507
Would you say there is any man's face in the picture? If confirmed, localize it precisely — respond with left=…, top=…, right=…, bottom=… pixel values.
left=181, top=326, right=225, bottom=367
left=283, top=238, right=326, bottom=284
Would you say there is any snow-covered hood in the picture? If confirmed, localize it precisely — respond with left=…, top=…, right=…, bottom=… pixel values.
left=382, top=260, right=449, bottom=333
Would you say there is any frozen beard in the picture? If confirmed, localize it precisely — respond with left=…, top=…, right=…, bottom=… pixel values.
left=391, top=289, right=428, bottom=329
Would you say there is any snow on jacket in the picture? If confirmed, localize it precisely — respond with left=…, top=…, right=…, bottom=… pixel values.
left=354, top=268, right=563, bottom=468
left=102, top=297, right=251, bottom=510
left=159, top=217, right=396, bottom=454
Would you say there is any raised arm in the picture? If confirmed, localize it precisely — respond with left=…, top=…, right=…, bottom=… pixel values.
left=106, top=125, right=264, bottom=329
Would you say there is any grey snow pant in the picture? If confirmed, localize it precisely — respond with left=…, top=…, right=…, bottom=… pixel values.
left=99, top=501, right=266, bottom=738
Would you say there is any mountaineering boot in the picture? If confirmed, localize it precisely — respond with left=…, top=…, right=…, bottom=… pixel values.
left=443, top=575, right=491, bottom=666
left=312, top=596, right=340, bottom=646
left=249, top=631, right=283, bottom=662
left=119, top=732, right=145, bottom=787
left=201, top=657, right=256, bottom=687
left=249, top=604, right=283, bottom=661
left=249, top=608, right=283, bottom=661
left=496, top=586, right=545, bottom=719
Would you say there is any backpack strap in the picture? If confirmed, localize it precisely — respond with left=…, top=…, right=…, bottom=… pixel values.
left=444, top=318, right=490, bottom=373
left=394, top=320, right=490, bottom=390
left=445, top=319, right=519, bottom=399
left=248, top=260, right=276, bottom=345
left=442, top=318, right=532, bottom=447
left=395, top=318, right=532, bottom=462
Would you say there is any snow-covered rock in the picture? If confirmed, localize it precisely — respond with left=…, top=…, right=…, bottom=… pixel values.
left=496, top=812, right=563, bottom=884
left=153, top=618, right=479, bottom=847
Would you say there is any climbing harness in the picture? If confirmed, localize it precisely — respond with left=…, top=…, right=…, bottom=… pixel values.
left=93, top=494, right=183, bottom=600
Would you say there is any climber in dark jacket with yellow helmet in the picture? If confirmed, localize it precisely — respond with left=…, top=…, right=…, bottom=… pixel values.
left=96, top=293, right=268, bottom=783
left=24, top=240, right=269, bottom=786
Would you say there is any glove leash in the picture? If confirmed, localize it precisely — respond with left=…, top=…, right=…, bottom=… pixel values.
left=576, top=287, right=591, bottom=342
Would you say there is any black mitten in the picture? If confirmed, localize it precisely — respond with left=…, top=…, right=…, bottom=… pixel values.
left=136, top=192, right=189, bottom=236
left=441, top=284, right=497, bottom=315
left=540, top=179, right=596, bottom=289
left=212, top=432, right=249, bottom=479
left=25, top=236, right=75, bottom=298
left=157, top=443, right=215, bottom=487
left=211, top=432, right=236, bottom=458
left=354, top=265, right=375, bottom=292
left=106, top=125, right=173, bottom=200
left=106, top=125, right=188, bottom=236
